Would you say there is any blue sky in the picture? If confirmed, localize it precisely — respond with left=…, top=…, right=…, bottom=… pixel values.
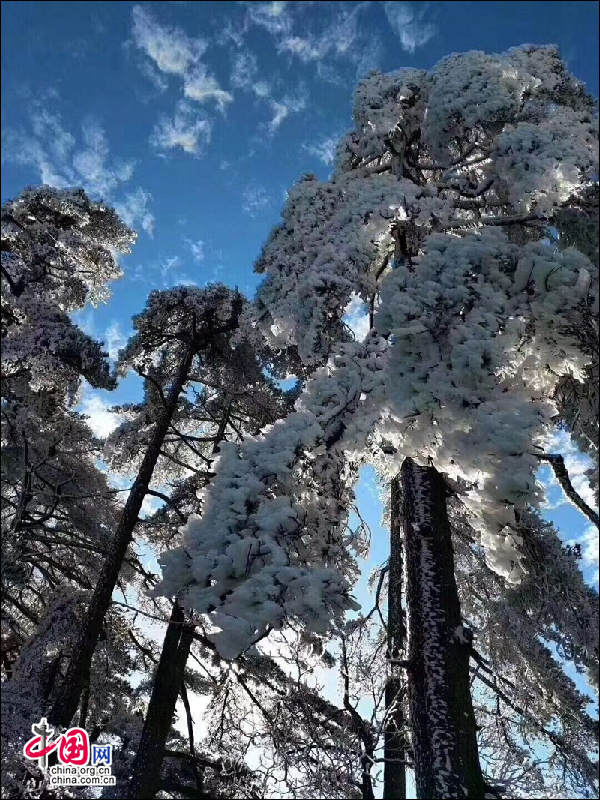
left=1, top=0, right=597, bottom=579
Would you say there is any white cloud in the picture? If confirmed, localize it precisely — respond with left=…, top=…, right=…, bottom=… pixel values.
left=245, top=2, right=380, bottom=81
left=303, top=134, right=339, bottom=166
left=140, top=493, right=163, bottom=518
left=581, top=525, right=599, bottom=585
left=217, top=18, right=246, bottom=49
left=31, top=108, right=75, bottom=164
left=542, top=429, right=597, bottom=513
left=72, top=308, right=96, bottom=338
left=231, top=50, right=271, bottom=98
left=186, top=238, right=205, bottom=263
left=116, top=187, right=156, bottom=238
left=132, top=5, right=232, bottom=112
left=150, top=102, right=212, bottom=155
left=3, top=108, right=155, bottom=236
left=231, top=48, right=304, bottom=134
left=132, top=4, right=207, bottom=76
left=73, top=119, right=134, bottom=197
left=383, top=2, right=437, bottom=53
left=8, top=109, right=135, bottom=200
left=267, top=89, right=307, bottom=133
left=184, top=66, right=233, bottom=112
left=138, top=58, right=169, bottom=92
left=151, top=255, right=199, bottom=288
left=80, top=390, right=123, bottom=438
left=241, top=185, right=271, bottom=217
left=104, top=321, right=128, bottom=362
left=246, top=1, right=292, bottom=36
left=161, top=255, right=182, bottom=280
left=343, top=294, right=371, bottom=341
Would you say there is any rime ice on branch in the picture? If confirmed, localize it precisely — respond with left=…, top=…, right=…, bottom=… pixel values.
left=157, top=45, right=598, bottom=659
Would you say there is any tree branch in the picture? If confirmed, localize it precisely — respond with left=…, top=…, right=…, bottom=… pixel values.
left=537, top=453, right=599, bottom=527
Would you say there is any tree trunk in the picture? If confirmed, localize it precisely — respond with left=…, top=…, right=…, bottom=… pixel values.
left=126, top=601, right=195, bottom=799
left=401, top=458, right=484, bottom=799
left=384, top=474, right=406, bottom=799
left=49, top=347, right=195, bottom=729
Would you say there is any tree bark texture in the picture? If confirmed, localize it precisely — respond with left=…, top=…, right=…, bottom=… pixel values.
left=384, top=474, right=407, bottom=799
left=401, top=458, right=484, bottom=799
left=49, top=346, right=195, bottom=729
left=126, top=601, right=195, bottom=799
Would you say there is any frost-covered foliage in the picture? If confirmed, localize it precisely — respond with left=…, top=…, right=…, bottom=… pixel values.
left=255, top=172, right=413, bottom=365
left=1, top=589, right=140, bottom=799
left=192, top=633, right=369, bottom=799
left=1, top=186, right=134, bottom=649
left=256, top=46, right=597, bottom=365
left=155, top=338, right=388, bottom=656
left=1, top=187, right=132, bottom=621
left=452, top=507, right=599, bottom=796
left=0, top=187, right=143, bottom=798
left=104, top=284, right=287, bottom=485
left=157, top=45, right=598, bottom=659
left=552, top=186, right=600, bottom=500
left=374, top=229, right=596, bottom=579
left=2, top=186, right=134, bottom=404
left=1, top=409, right=120, bottom=614
left=1, top=186, right=132, bottom=308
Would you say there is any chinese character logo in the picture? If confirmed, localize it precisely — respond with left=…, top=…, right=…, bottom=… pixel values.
left=92, top=745, right=112, bottom=766
left=58, top=729, right=89, bottom=766
left=24, top=718, right=109, bottom=771
left=23, top=718, right=56, bottom=772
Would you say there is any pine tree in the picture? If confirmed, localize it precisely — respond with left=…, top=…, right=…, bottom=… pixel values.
left=113, top=298, right=291, bottom=799
left=1, top=186, right=139, bottom=796
left=156, top=46, right=599, bottom=798
left=48, top=285, right=258, bottom=729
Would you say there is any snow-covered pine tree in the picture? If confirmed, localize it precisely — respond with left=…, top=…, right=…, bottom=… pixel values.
left=451, top=505, right=599, bottom=796
left=1, top=186, right=141, bottom=796
left=48, top=284, right=266, bottom=730
left=155, top=45, right=599, bottom=798
left=103, top=299, right=292, bottom=800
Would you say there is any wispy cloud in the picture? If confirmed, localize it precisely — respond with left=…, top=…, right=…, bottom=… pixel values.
left=541, top=429, right=597, bottom=515
left=132, top=4, right=207, bottom=77
left=150, top=102, right=212, bottom=155
left=138, top=58, right=169, bottom=93
left=185, top=238, right=205, bottom=263
left=343, top=294, right=371, bottom=341
left=132, top=5, right=233, bottom=112
left=184, top=66, right=233, bottom=113
left=383, top=2, right=437, bottom=53
left=217, top=18, right=246, bottom=49
left=245, top=1, right=381, bottom=81
left=267, top=88, right=307, bottom=134
left=231, top=50, right=271, bottom=98
left=103, top=321, right=128, bottom=362
left=246, top=1, right=291, bottom=37
left=3, top=107, right=158, bottom=239
left=230, top=48, right=305, bottom=133
left=581, top=525, right=599, bottom=585
left=116, top=187, right=155, bottom=238
left=72, top=308, right=96, bottom=338
left=80, top=389, right=124, bottom=439
left=3, top=109, right=133, bottom=199
left=303, top=134, right=340, bottom=166
left=241, top=185, right=271, bottom=217
left=155, top=255, right=199, bottom=288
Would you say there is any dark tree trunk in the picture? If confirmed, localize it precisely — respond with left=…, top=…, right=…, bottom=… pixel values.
left=49, top=347, right=195, bottom=729
left=401, top=458, right=484, bottom=799
left=384, top=474, right=407, bottom=800
left=126, top=601, right=195, bottom=800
